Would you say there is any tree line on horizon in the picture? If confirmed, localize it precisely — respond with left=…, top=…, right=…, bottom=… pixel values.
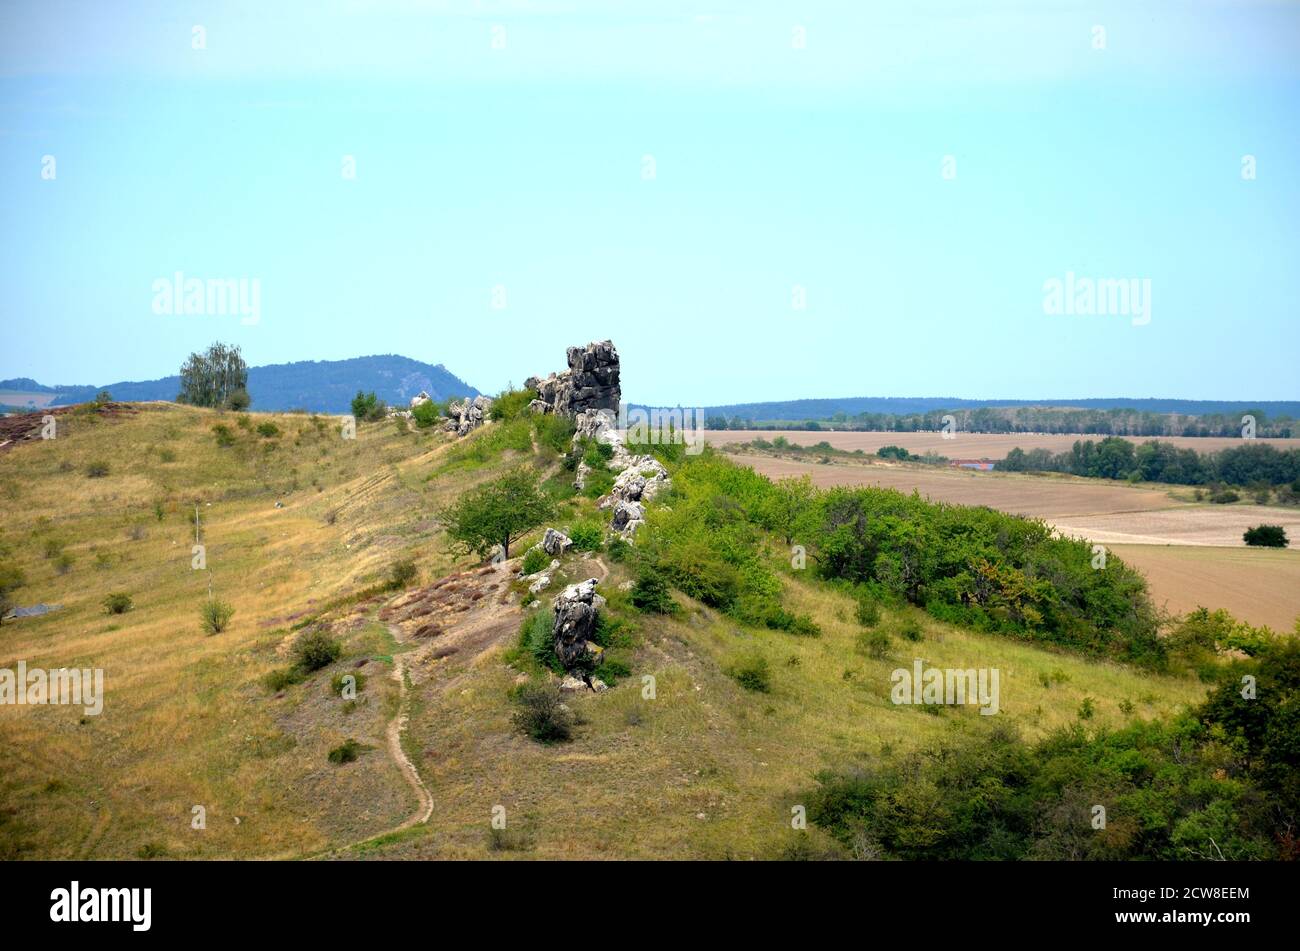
left=706, top=405, right=1295, bottom=438
left=1000, top=437, right=1300, bottom=491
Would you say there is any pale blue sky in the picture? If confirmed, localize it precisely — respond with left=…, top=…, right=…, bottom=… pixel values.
left=2, top=1, right=1298, bottom=404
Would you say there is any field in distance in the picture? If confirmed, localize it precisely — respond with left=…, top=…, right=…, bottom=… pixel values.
left=706, top=429, right=1300, bottom=457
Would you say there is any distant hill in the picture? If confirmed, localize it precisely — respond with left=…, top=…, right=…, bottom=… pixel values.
left=691, top=396, right=1300, bottom=421
left=1, top=355, right=480, bottom=414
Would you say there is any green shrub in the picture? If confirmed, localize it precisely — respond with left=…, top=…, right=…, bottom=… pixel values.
left=512, top=683, right=575, bottom=743
left=593, top=657, right=631, bottom=684
left=293, top=629, right=342, bottom=672
left=764, top=607, right=821, bottom=636
left=855, top=596, right=881, bottom=627
left=386, top=557, right=418, bottom=590
left=489, top=388, right=537, bottom=423
left=263, top=667, right=305, bottom=692
left=1077, top=697, right=1096, bottom=720
left=256, top=421, right=280, bottom=438
left=1210, top=489, right=1239, bottom=504
left=200, top=598, right=234, bottom=634
left=211, top=424, right=236, bottom=447
left=630, top=566, right=676, bottom=614
left=606, top=536, right=631, bottom=562
left=728, top=654, right=771, bottom=692
left=858, top=629, right=892, bottom=659
left=102, top=592, right=133, bottom=615
left=533, top=413, right=575, bottom=453
left=1243, top=524, right=1288, bottom=548
left=567, top=520, right=604, bottom=552
left=411, top=400, right=442, bottom=428
left=518, top=610, right=560, bottom=671
left=583, top=441, right=615, bottom=467
left=328, top=739, right=363, bottom=764
left=86, top=460, right=110, bottom=478
left=580, top=466, right=616, bottom=499
left=898, top=618, right=923, bottom=642
left=520, top=547, right=550, bottom=575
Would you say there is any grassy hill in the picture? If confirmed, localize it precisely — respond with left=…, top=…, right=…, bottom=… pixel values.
left=0, top=402, right=1212, bottom=859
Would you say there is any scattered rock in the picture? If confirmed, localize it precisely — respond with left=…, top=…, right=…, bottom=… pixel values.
left=541, top=528, right=573, bottom=557
left=559, top=674, right=609, bottom=693
left=611, top=499, right=645, bottom=535
left=552, top=577, right=606, bottom=670
left=443, top=395, right=494, bottom=437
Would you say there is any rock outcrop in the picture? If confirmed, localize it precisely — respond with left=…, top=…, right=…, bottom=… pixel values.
left=527, top=338, right=668, bottom=537
left=552, top=578, right=606, bottom=670
left=409, top=390, right=432, bottom=408
left=610, top=499, right=645, bottom=535
left=600, top=456, right=670, bottom=509
left=541, top=528, right=573, bottom=557
left=526, top=340, right=620, bottom=419
left=443, top=395, right=494, bottom=436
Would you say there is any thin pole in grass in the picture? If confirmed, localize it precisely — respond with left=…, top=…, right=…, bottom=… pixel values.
left=195, top=502, right=213, bottom=599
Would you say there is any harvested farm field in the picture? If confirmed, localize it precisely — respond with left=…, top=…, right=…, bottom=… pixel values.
left=1109, top=544, right=1300, bottom=632
left=729, top=453, right=1182, bottom=520
left=707, top=429, right=1300, bottom=458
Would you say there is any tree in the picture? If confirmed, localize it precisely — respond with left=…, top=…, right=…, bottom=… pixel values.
left=177, top=342, right=249, bottom=409
left=763, top=474, right=818, bottom=545
left=350, top=390, right=386, bottom=422
left=1243, top=525, right=1289, bottom=548
left=439, top=468, right=555, bottom=560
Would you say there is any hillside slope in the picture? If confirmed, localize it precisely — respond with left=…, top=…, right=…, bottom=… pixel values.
left=0, top=402, right=1208, bottom=859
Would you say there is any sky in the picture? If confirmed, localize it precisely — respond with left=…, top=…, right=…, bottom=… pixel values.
left=1, top=0, right=1298, bottom=406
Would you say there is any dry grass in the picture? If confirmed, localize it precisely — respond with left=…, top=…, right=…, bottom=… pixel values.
left=352, top=568, right=1206, bottom=861
left=0, top=405, right=1210, bottom=860
left=0, top=403, right=531, bottom=859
